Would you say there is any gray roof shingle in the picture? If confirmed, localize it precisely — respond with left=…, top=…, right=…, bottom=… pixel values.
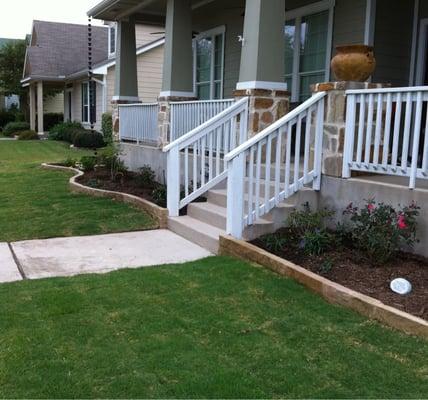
left=24, top=20, right=108, bottom=79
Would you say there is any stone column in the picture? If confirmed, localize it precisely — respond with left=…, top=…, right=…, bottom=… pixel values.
left=37, top=81, right=44, bottom=134
left=157, top=0, right=195, bottom=146
left=111, top=17, right=140, bottom=140
left=29, top=84, right=36, bottom=131
left=235, top=0, right=289, bottom=136
left=311, top=81, right=391, bottom=177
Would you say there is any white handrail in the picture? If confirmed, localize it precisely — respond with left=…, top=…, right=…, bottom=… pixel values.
left=225, top=92, right=327, bottom=162
left=225, top=92, right=327, bottom=239
left=346, top=85, right=428, bottom=95
left=165, top=97, right=249, bottom=216
left=342, top=87, right=428, bottom=189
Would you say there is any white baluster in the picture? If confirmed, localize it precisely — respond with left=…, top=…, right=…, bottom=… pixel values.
left=409, top=92, right=423, bottom=189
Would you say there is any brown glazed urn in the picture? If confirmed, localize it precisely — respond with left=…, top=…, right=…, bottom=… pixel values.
left=331, top=45, right=376, bottom=82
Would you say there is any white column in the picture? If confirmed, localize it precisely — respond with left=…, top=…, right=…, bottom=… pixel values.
left=37, top=81, right=44, bottom=133
left=29, top=84, right=36, bottom=131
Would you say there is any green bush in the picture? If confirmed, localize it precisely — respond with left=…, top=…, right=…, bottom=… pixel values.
left=48, top=121, right=83, bottom=142
left=287, top=203, right=335, bottom=256
left=343, top=200, right=420, bottom=264
left=0, top=110, right=15, bottom=130
left=137, top=165, right=156, bottom=188
left=72, top=130, right=105, bottom=149
left=101, top=113, right=113, bottom=143
left=62, top=157, right=78, bottom=168
left=17, top=130, right=39, bottom=140
left=80, top=156, right=97, bottom=172
left=44, top=113, right=63, bottom=131
left=97, top=144, right=127, bottom=180
left=3, top=121, right=30, bottom=137
left=152, top=185, right=167, bottom=208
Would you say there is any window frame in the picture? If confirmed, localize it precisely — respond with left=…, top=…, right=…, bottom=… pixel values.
left=285, top=0, right=335, bottom=102
left=81, top=82, right=90, bottom=123
left=193, top=25, right=226, bottom=100
left=108, top=24, right=117, bottom=58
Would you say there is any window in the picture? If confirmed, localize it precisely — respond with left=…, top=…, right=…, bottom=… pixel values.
left=108, top=24, right=116, bottom=57
left=81, top=82, right=96, bottom=124
left=194, top=26, right=225, bottom=100
left=284, top=0, right=334, bottom=102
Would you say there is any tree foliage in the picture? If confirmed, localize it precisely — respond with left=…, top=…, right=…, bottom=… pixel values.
left=0, top=40, right=26, bottom=97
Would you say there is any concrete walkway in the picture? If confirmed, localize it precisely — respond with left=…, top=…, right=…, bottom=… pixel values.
left=0, top=230, right=211, bottom=282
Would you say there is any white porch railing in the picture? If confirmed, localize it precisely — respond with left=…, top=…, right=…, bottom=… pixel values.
left=119, top=103, right=159, bottom=145
left=170, top=99, right=235, bottom=142
left=225, top=92, right=326, bottom=239
left=343, top=86, right=428, bottom=189
left=164, top=97, right=249, bottom=216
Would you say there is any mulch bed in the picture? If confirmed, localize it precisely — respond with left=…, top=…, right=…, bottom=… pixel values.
left=76, top=169, right=165, bottom=207
left=252, top=228, right=428, bottom=320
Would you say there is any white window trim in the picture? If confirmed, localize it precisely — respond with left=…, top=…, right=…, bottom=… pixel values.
left=193, top=25, right=226, bottom=100
left=415, top=18, right=428, bottom=86
left=81, top=82, right=90, bottom=123
left=285, top=0, right=335, bottom=102
left=108, top=23, right=117, bottom=58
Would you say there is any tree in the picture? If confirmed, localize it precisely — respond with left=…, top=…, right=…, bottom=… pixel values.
left=0, top=40, right=26, bottom=98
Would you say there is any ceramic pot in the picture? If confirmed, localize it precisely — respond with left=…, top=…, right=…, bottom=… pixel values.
left=331, top=45, right=376, bottom=82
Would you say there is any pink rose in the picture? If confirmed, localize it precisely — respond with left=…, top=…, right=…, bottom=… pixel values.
left=397, top=214, right=407, bottom=230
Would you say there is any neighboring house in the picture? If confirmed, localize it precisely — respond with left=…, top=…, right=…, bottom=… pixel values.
left=87, top=0, right=428, bottom=257
left=21, top=20, right=165, bottom=133
left=0, top=38, right=22, bottom=111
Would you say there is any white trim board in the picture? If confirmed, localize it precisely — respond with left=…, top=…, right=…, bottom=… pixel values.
left=409, top=0, right=420, bottom=85
left=236, top=81, right=288, bottom=91
left=415, top=18, right=428, bottom=86
left=364, top=0, right=377, bottom=46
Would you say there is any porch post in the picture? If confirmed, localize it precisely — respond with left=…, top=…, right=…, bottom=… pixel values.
left=158, top=0, right=195, bottom=147
left=112, top=16, right=139, bottom=140
left=29, top=83, right=36, bottom=131
left=37, top=81, right=44, bottom=133
left=234, top=0, right=289, bottom=136
left=160, top=0, right=194, bottom=98
left=114, top=16, right=139, bottom=102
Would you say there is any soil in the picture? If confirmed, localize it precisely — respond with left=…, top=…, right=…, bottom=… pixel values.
left=252, top=228, right=428, bottom=320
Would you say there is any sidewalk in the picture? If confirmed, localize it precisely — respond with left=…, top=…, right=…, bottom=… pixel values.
left=0, top=230, right=211, bottom=282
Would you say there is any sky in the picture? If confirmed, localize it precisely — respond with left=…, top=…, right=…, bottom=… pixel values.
left=0, top=0, right=104, bottom=39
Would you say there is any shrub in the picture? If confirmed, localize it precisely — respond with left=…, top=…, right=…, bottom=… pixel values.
left=48, top=121, right=83, bottom=142
left=80, top=156, right=97, bottom=172
left=44, top=113, right=63, bottom=131
left=101, top=112, right=113, bottom=143
left=137, top=165, right=156, bottom=188
left=343, top=200, right=420, bottom=264
left=97, top=145, right=127, bottom=180
left=72, top=130, right=105, bottom=149
left=17, top=130, right=39, bottom=140
left=152, top=184, right=167, bottom=208
left=287, top=203, right=335, bottom=256
left=3, top=121, right=30, bottom=137
left=0, top=110, right=15, bottom=130
left=62, top=157, right=77, bottom=168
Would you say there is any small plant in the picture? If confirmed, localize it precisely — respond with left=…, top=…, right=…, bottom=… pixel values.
left=101, top=112, right=113, bottom=143
left=62, top=157, right=77, bottom=168
left=287, top=203, right=335, bottom=256
left=98, top=144, right=127, bottom=181
left=3, top=121, right=30, bottom=137
left=17, top=130, right=39, bottom=140
left=261, top=234, right=288, bottom=253
left=318, top=258, right=333, bottom=275
left=152, top=184, right=167, bottom=207
left=86, top=178, right=100, bottom=188
left=80, top=156, right=97, bottom=172
left=343, top=200, right=420, bottom=264
left=137, top=165, right=156, bottom=188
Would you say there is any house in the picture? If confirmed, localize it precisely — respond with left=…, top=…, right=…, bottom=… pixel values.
left=0, top=38, right=23, bottom=110
left=87, top=0, right=428, bottom=256
left=21, top=20, right=165, bottom=133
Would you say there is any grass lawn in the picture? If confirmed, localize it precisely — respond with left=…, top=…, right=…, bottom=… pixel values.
left=0, top=256, right=426, bottom=398
left=0, top=140, right=156, bottom=242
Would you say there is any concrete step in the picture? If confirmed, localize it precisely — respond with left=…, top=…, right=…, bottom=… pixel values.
left=168, top=215, right=225, bottom=254
left=187, top=202, right=227, bottom=230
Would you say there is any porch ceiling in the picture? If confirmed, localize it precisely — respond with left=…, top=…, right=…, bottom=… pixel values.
left=88, top=0, right=212, bottom=23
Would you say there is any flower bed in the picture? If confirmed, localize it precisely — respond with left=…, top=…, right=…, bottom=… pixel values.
left=251, top=201, right=427, bottom=321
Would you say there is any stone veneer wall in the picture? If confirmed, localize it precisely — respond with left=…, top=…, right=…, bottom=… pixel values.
left=233, top=89, right=290, bottom=136
left=311, top=81, right=391, bottom=177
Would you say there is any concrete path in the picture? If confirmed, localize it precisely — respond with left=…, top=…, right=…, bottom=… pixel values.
left=0, top=243, right=23, bottom=282
left=1, top=230, right=211, bottom=282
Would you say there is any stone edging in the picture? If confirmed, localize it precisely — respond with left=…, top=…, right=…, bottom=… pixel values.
left=41, top=163, right=168, bottom=228
left=219, top=235, right=428, bottom=339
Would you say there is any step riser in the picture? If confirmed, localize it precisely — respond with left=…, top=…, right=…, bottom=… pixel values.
left=187, top=204, right=227, bottom=230
left=168, top=218, right=219, bottom=254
